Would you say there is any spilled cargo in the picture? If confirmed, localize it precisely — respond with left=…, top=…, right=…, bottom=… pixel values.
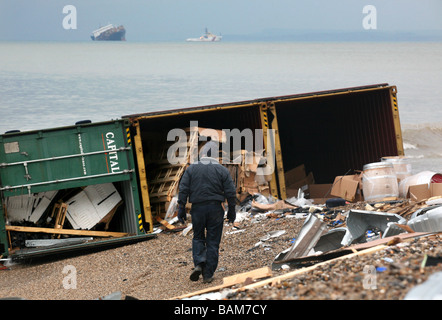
left=0, top=120, right=153, bottom=259
left=123, top=83, right=404, bottom=223
left=1, top=83, right=407, bottom=259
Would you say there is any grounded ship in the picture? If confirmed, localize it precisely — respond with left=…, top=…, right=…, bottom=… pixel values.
left=91, top=24, right=126, bottom=41
left=186, top=28, right=222, bottom=42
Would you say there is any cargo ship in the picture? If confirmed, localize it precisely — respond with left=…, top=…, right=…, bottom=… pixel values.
left=91, top=24, right=126, bottom=41
left=186, top=28, right=222, bottom=42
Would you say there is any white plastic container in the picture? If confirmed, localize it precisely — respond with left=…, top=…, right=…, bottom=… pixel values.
left=381, top=156, right=412, bottom=182
left=362, top=162, right=399, bottom=201
left=398, top=171, right=442, bottom=198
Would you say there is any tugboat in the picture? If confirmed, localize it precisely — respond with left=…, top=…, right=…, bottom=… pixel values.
left=186, top=28, right=222, bottom=42
left=91, top=24, right=126, bottom=41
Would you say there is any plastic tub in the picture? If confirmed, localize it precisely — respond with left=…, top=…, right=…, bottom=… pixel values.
left=381, top=156, right=412, bottom=182
left=362, top=162, right=399, bottom=201
left=398, top=171, right=442, bottom=198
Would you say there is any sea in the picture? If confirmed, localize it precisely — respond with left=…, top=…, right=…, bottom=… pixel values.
left=1, top=41, right=441, bottom=174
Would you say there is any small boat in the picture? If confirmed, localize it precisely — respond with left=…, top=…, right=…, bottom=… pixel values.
left=186, top=28, right=222, bottom=42
left=91, top=24, right=126, bottom=41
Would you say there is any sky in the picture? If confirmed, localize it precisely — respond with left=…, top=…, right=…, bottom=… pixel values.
left=0, top=0, right=441, bottom=41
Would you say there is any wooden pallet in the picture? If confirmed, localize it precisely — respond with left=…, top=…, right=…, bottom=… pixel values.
left=148, top=128, right=199, bottom=217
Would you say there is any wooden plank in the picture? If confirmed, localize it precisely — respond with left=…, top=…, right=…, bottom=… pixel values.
left=222, top=267, right=272, bottom=287
left=149, top=191, right=173, bottom=198
left=237, top=245, right=388, bottom=292
left=171, top=283, right=230, bottom=300
left=150, top=175, right=182, bottom=184
left=172, top=244, right=387, bottom=300
left=171, top=267, right=272, bottom=300
left=6, top=225, right=128, bottom=238
left=155, top=216, right=176, bottom=230
left=171, top=232, right=438, bottom=300
left=149, top=196, right=170, bottom=204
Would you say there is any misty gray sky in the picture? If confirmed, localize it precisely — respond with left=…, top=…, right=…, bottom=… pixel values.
left=1, top=0, right=441, bottom=41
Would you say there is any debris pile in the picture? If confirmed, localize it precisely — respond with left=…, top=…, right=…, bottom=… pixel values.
left=171, top=156, right=442, bottom=300
left=5, top=183, right=126, bottom=252
left=228, top=233, right=442, bottom=300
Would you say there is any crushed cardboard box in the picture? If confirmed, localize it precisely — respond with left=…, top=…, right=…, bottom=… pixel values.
left=285, top=164, right=315, bottom=198
left=409, top=183, right=442, bottom=202
left=234, top=150, right=271, bottom=196
left=251, top=199, right=297, bottom=211
left=330, top=174, right=363, bottom=202
left=308, top=183, right=334, bottom=204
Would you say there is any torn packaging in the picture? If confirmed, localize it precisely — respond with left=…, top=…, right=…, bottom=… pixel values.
left=251, top=200, right=296, bottom=212
left=239, top=150, right=272, bottom=195
left=330, top=174, right=362, bottom=202
left=404, top=271, right=442, bottom=300
left=408, top=183, right=442, bottom=202
left=273, top=214, right=328, bottom=267
left=272, top=210, right=407, bottom=269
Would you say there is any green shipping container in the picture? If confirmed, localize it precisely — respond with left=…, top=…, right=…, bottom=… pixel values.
left=0, top=120, right=150, bottom=259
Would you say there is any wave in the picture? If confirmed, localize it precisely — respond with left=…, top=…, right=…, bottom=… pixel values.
left=401, top=122, right=442, bottom=158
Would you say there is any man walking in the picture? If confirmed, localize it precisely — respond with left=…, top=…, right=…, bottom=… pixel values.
left=177, top=141, right=237, bottom=283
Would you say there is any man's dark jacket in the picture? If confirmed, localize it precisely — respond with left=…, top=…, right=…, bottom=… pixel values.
left=178, top=157, right=236, bottom=207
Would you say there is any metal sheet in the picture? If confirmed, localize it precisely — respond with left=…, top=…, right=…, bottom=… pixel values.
left=123, top=83, right=390, bottom=119
left=408, top=205, right=442, bottom=233
left=0, top=120, right=133, bottom=196
left=342, top=209, right=407, bottom=246
left=12, top=234, right=157, bottom=260
left=272, top=213, right=328, bottom=269
left=25, top=237, right=93, bottom=247
left=0, top=119, right=145, bottom=258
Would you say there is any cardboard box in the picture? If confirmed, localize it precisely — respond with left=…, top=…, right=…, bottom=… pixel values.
left=330, top=174, right=362, bottom=202
left=308, top=183, right=334, bottom=204
left=408, top=183, right=442, bottom=202
left=286, top=171, right=315, bottom=198
left=285, top=164, right=307, bottom=187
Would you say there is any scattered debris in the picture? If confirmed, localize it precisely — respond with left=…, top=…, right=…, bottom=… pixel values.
left=2, top=147, right=442, bottom=300
left=170, top=163, right=442, bottom=300
left=272, top=214, right=327, bottom=268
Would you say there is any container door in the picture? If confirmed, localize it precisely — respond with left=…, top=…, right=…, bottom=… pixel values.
left=389, top=86, right=405, bottom=156
left=132, top=120, right=154, bottom=233
left=259, top=102, right=287, bottom=199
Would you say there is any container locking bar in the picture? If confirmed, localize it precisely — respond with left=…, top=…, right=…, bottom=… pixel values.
left=0, top=147, right=131, bottom=168
left=0, top=170, right=134, bottom=192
